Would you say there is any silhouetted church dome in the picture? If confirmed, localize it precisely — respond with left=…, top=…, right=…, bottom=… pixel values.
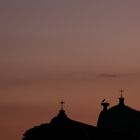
left=50, top=109, right=68, bottom=124
left=23, top=101, right=94, bottom=140
left=97, top=95, right=140, bottom=137
left=23, top=97, right=140, bottom=140
left=49, top=109, right=91, bottom=139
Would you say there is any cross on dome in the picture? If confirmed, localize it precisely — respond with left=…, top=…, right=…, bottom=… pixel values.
left=120, top=88, right=124, bottom=98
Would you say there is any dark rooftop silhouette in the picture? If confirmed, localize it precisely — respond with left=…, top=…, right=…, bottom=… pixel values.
left=23, top=90, right=140, bottom=140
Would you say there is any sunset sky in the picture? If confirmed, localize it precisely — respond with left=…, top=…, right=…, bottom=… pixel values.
left=1, top=0, right=140, bottom=140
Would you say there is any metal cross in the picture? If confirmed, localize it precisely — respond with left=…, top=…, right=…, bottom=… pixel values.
left=120, top=88, right=124, bottom=98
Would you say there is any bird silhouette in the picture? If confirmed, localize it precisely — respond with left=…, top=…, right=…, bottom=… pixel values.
left=102, top=99, right=105, bottom=103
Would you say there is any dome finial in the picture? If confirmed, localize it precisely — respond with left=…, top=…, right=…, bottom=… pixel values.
left=60, top=100, right=65, bottom=110
left=119, top=89, right=125, bottom=105
left=120, top=88, right=124, bottom=98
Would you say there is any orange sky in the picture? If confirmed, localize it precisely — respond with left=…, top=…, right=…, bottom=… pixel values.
left=1, top=1, right=140, bottom=140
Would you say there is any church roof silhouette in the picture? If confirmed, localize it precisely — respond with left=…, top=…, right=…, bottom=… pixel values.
left=97, top=94, right=140, bottom=139
left=23, top=94, right=140, bottom=140
left=23, top=103, right=98, bottom=140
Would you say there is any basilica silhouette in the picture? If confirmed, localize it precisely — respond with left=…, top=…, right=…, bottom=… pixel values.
left=22, top=91, right=140, bottom=140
